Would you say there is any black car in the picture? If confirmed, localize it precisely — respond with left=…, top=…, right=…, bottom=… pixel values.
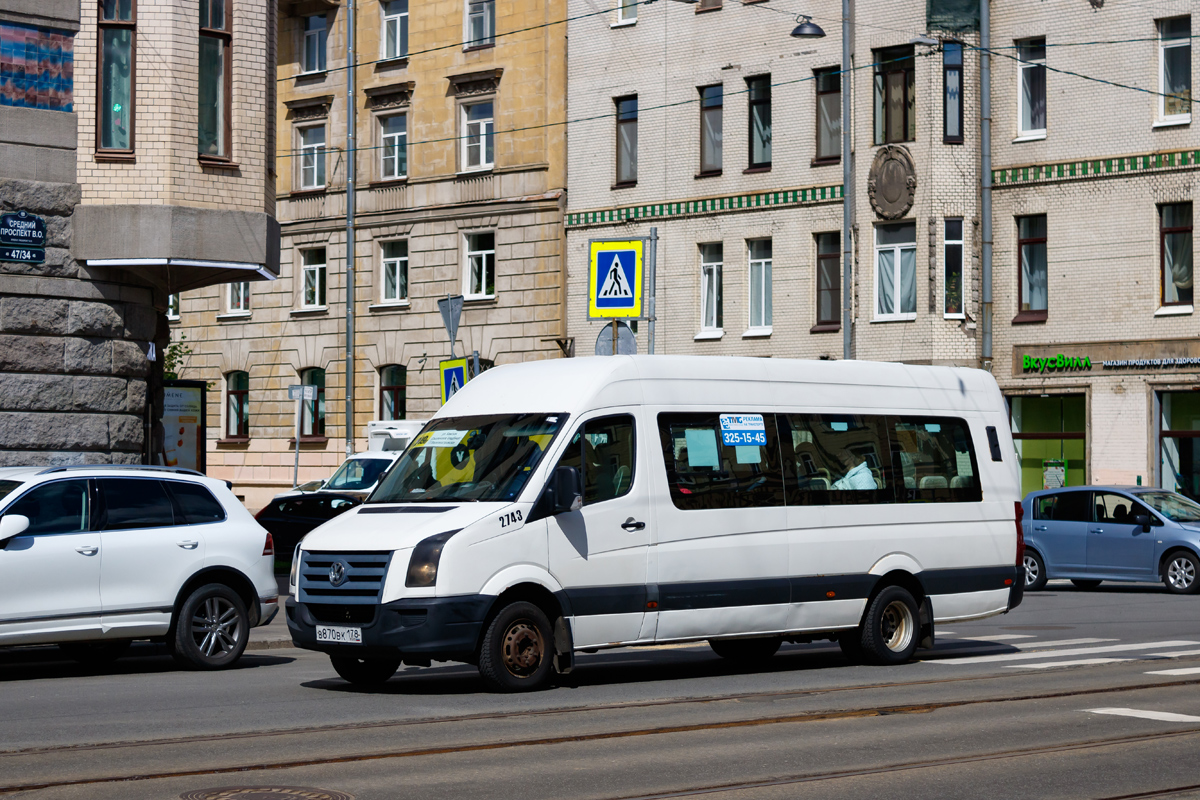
left=254, top=493, right=361, bottom=573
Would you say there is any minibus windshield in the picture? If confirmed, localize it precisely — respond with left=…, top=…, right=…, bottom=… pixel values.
left=325, top=458, right=392, bottom=491
left=1135, top=491, right=1200, bottom=522
left=367, top=414, right=565, bottom=503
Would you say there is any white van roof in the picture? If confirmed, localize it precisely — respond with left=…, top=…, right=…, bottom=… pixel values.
left=438, top=356, right=1003, bottom=418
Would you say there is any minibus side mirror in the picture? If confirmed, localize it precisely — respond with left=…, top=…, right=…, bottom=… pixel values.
left=551, top=466, right=583, bottom=515
left=0, top=514, right=30, bottom=545
left=1132, top=514, right=1153, bottom=533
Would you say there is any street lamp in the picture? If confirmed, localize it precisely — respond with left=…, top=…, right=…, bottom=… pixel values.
left=790, top=15, right=825, bottom=38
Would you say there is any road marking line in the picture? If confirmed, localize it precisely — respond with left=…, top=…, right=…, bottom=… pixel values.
left=1148, top=649, right=1200, bottom=658
left=1006, top=658, right=1132, bottom=669
left=1087, top=708, right=1200, bottom=723
left=929, top=640, right=1200, bottom=665
left=955, top=634, right=1036, bottom=642
left=1145, top=667, right=1200, bottom=676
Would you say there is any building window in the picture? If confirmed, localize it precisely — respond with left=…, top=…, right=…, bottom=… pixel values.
left=1017, top=38, right=1046, bottom=137
left=616, top=0, right=636, bottom=24
left=228, top=281, right=250, bottom=312
left=302, top=248, right=327, bottom=308
left=380, top=114, right=407, bottom=179
left=944, top=218, right=964, bottom=317
left=198, top=0, right=230, bottom=158
left=1010, top=394, right=1085, bottom=497
left=302, top=14, right=327, bottom=73
left=99, top=0, right=135, bottom=152
left=815, top=232, right=840, bottom=327
left=382, top=240, right=409, bottom=302
left=1160, top=17, right=1191, bottom=121
left=465, top=232, right=495, bottom=298
left=463, top=102, right=494, bottom=171
left=615, top=96, right=638, bottom=185
left=748, top=239, right=772, bottom=331
left=1160, top=391, right=1200, bottom=501
left=697, top=0, right=721, bottom=9
left=300, top=368, right=325, bottom=438
left=747, top=76, right=771, bottom=169
left=874, top=222, right=916, bottom=321
left=384, top=0, right=408, bottom=59
left=873, top=46, right=915, bottom=144
left=466, top=0, right=494, bottom=47
left=814, top=68, right=841, bottom=162
left=700, top=243, right=723, bottom=332
left=1017, top=215, right=1047, bottom=316
left=299, top=125, right=326, bottom=189
left=226, top=370, right=249, bottom=438
left=943, top=41, right=963, bottom=144
left=1161, top=203, right=1193, bottom=307
left=380, top=365, right=406, bottom=420
left=167, top=293, right=181, bottom=320
left=699, top=85, right=723, bottom=175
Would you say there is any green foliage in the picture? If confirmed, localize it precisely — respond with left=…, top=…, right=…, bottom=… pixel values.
left=163, top=333, right=193, bottom=381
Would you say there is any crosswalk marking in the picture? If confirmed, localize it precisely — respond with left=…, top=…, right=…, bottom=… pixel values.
left=926, top=638, right=1116, bottom=659
left=929, top=640, right=1200, bottom=666
left=1145, top=667, right=1200, bottom=676
left=1148, top=649, right=1200, bottom=659
left=1007, top=658, right=1132, bottom=669
left=952, top=634, right=1036, bottom=642
left=1087, top=708, right=1200, bottom=723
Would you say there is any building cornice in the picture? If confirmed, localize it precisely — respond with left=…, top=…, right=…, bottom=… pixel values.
left=446, top=68, right=504, bottom=97
left=566, top=183, right=843, bottom=229
left=993, top=147, right=1199, bottom=189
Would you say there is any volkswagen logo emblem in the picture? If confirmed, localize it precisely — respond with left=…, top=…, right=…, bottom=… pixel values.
left=328, top=560, right=347, bottom=587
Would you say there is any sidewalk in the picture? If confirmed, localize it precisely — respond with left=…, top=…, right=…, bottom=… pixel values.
left=248, top=575, right=298, bottom=651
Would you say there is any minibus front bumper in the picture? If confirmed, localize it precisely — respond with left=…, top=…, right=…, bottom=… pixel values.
left=285, top=595, right=491, bottom=661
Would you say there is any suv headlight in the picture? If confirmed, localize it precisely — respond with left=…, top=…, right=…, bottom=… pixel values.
left=406, top=530, right=461, bottom=587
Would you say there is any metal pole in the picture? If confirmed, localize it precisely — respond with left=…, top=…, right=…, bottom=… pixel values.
left=841, top=0, right=853, bottom=361
left=293, top=397, right=301, bottom=488
left=611, top=318, right=619, bottom=356
left=647, top=227, right=658, bottom=354
left=344, top=0, right=357, bottom=458
left=980, top=0, right=993, bottom=365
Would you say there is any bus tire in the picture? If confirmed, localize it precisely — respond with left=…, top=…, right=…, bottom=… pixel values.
left=859, top=585, right=920, bottom=666
left=478, top=601, right=554, bottom=692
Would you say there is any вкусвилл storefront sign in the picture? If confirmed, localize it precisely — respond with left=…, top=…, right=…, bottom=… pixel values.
left=1013, top=339, right=1200, bottom=377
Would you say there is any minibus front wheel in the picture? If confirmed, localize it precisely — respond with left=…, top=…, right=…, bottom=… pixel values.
left=478, top=601, right=555, bottom=692
left=858, top=585, right=920, bottom=666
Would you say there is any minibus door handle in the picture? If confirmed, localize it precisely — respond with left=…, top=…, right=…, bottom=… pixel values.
left=621, top=518, right=646, bottom=532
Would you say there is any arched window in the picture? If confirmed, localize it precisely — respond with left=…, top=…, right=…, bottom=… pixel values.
left=226, top=371, right=249, bottom=438
left=380, top=365, right=406, bottom=420
left=301, top=368, right=326, bottom=437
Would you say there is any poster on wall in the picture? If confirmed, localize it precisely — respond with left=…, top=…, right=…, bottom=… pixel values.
left=1042, top=459, right=1066, bottom=490
left=163, top=380, right=207, bottom=473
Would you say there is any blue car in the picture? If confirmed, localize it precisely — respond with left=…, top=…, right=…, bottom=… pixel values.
left=1021, top=486, right=1200, bottom=594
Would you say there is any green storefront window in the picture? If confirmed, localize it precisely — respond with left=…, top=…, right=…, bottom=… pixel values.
left=1010, top=395, right=1086, bottom=497
left=1160, top=392, right=1200, bottom=502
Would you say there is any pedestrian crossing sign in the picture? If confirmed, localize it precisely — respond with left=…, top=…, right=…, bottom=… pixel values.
left=588, top=239, right=644, bottom=319
left=440, top=358, right=469, bottom=405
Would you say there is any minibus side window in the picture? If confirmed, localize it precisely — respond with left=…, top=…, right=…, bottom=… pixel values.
left=556, top=415, right=637, bottom=505
left=889, top=417, right=982, bottom=503
left=778, top=414, right=894, bottom=506
left=656, top=413, right=785, bottom=510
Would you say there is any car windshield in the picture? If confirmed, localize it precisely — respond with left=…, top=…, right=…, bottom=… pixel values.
left=0, top=480, right=22, bottom=504
left=368, top=413, right=565, bottom=503
left=324, top=458, right=393, bottom=491
left=1135, top=491, right=1200, bottom=522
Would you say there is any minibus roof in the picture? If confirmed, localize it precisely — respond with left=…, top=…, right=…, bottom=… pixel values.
left=436, top=356, right=1001, bottom=419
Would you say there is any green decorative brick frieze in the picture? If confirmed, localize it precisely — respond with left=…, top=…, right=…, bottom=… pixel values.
left=566, top=184, right=843, bottom=228
left=993, top=149, right=1200, bottom=187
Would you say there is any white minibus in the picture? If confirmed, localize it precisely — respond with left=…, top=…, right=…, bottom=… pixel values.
left=286, top=356, right=1024, bottom=691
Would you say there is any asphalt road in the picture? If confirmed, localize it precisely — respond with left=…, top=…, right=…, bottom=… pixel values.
left=4, top=580, right=1200, bottom=800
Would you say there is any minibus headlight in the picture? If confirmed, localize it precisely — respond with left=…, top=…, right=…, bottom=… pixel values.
left=406, top=529, right=461, bottom=588
left=290, top=544, right=301, bottom=588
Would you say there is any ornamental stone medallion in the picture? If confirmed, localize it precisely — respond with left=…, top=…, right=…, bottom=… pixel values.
left=867, top=145, right=917, bottom=219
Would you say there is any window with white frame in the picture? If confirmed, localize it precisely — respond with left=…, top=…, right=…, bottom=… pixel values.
left=380, top=114, right=407, bottom=179
left=465, top=232, right=495, bottom=298
left=301, top=248, right=327, bottom=308
left=1017, top=38, right=1046, bottom=137
left=383, top=0, right=408, bottom=59
left=944, top=219, right=964, bottom=318
left=382, top=240, right=409, bottom=302
left=299, top=125, right=326, bottom=189
left=462, top=102, right=494, bottom=171
left=616, top=0, right=636, bottom=24
left=466, top=0, right=494, bottom=47
left=1159, top=17, right=1191, bottom=121
left=228, top=281, right=250, bottom=313
left=700, top=243, right=723, bottom=332
left=875, top=222, right=916, bottom=321
left=167, top=293, right=181, bottom=320
left=747, top=239, right=772, bottom=331
left=302, top=14, right=327, bottom=73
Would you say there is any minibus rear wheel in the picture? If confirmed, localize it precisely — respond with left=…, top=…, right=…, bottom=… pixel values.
left=708, top=637, right=782, bottom=662
left=859, top=585, right=920, bottom=666
left=478, top=601, right=554, bottom=692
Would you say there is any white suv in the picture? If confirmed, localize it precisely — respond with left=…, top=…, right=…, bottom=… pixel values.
left=0, top=465, right=278, bottom=669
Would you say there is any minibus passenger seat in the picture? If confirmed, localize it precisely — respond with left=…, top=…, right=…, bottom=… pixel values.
left=919, top=476, right=948, bottom=489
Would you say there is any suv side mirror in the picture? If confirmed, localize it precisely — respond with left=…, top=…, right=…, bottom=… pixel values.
left=550, top=466, right=583, bottom=515
left=0, top=514, right=30, bottom=544
left=1132, top=514, right=1153, bottom=533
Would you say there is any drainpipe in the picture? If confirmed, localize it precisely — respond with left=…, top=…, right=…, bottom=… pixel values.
left=980, top=0, right=993, bottom=367
left=345, top=0, right=357, bottom=458
left=842, top=0, right=853, bottom=360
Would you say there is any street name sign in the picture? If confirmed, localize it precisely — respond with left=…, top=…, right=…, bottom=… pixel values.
left=0, top=211, right=46, bottom=264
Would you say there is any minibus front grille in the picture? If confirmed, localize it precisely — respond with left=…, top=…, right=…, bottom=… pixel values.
left=298, top=551, right=392, bottom=605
